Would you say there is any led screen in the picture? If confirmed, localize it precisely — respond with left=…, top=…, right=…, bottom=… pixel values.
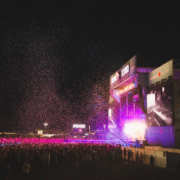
left=147, top=83, right=173, bottom=126
left=147, top=94, right=155, bottom=109
left=108, top=106, right=117, bottom=128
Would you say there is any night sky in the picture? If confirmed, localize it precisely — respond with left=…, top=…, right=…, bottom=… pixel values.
left=0, top=0, right=180, bottom=132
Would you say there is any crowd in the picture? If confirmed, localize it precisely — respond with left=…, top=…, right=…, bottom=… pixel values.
left=0, top=139, right=123, bottom=179
left=0, top=137, right=152, bottom=180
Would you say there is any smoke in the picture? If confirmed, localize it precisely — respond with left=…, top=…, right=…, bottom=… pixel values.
left=0, top=28, right=73, bottom=132
left=17, top=34, right=69, bottom=132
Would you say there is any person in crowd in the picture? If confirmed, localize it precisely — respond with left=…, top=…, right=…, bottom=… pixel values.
left=150, top=154, right=154, bottom=171
left=124, top=148, right=126, bottom=159
left=53, top=151, right=58, bottom=166
left=128, top=150, right=131, bottom=164
left=139, top=153, right=144, bottom=164
left=150, top=155, right=154, bottom=165
left=91, top=149, right=96, bottom=166
left=95, top=149, right=99, bottom=167
left=2, top=163, right=11, bottom=180
left=46, top=151, right=50, bottom=167
left=115, top=147, right=121, bottom=164
left=41, top=150, right=46, bottom=167
left=74, top=151, right=79, bottom=169
left=136, top=151, right=139, bottom=163
left=22, top=159, right=31, bottom=180
left=111, top=147, right=115, bottom=164
left=120, top=148, right=122, bottom=161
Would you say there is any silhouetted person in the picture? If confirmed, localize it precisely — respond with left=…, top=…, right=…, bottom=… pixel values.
left=22, top=159, right=31, bottom=180
left=120, top=148, right=122, bottom=161
left=128, top=150, right=131, bottom=164
left=2, top=163, right=11, bottom=180
left=136, top=151, right=139, bottom=163
left=150, top=154, right=154, bottom=171
left=140, top=153, right=144, bottom=164
left=150, top=155, right=154, bottom=166
left=124, top=148, right=126, bottom=159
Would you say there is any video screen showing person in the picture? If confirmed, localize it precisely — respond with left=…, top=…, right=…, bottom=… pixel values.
left=147, top=83, right=173, bottom=126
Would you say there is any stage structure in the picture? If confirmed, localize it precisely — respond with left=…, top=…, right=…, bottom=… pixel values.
left=109, top=55, right=154, bottom=143
left=109, top=55, right=180, bottom=148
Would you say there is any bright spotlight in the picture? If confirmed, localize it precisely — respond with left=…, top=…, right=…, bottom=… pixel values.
left=108, top=109, right=112, bottom=117
left=124, top=121, right=146, bottom=140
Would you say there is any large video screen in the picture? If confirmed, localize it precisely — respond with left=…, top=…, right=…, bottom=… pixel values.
left=147, top=83, right=173, bottom=126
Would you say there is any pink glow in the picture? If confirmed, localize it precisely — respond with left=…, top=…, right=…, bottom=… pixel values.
left=0, top=137, right=122, bottom=146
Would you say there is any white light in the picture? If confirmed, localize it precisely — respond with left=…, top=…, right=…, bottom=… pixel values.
left=124, top=122, right=146, bottom=140
left=147, top=94, right=155, bottom=109
left=44, top=123, right=48, bottom=126
left=108, top=109, right=112, bottom=117
left=38, top=130, right=43, bottom=134
left=73, top=124, right=86, bottom=128
left=162, top=87, right=164, bottom=92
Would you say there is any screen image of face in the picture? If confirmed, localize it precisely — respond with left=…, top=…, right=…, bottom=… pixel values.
left=147, top=84, right=173, bottom=126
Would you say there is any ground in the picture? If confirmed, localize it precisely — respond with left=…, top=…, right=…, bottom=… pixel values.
left=7, top=160, right=180, bottom=180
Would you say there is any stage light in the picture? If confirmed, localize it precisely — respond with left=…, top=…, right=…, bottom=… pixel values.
left=117, top=83, right=135, bottom=96
left=124, top=121, right=146, bottom=140
left=108, top=109, right=112, bottom=117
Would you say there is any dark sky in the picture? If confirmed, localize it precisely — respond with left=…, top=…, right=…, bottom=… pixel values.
left=0, top=0, right=180, bottom=131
